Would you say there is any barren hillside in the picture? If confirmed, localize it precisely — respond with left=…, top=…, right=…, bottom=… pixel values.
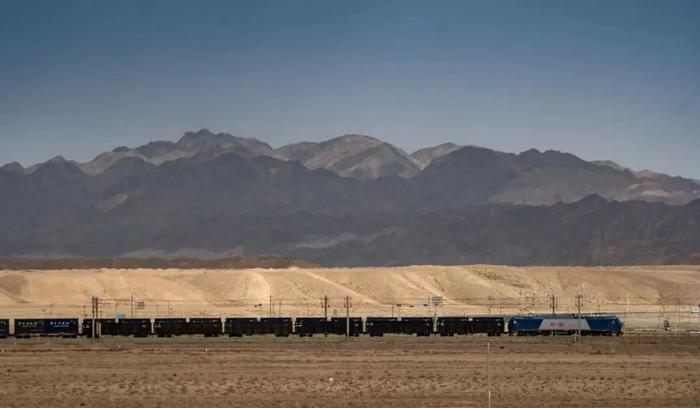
left=1, top=266, right=699, bottom=328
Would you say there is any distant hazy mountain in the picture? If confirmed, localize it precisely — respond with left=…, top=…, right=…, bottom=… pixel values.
left=2, top=129, right=700, bottom=265
left=1, top=148, right=698, bottom=265
left=79, top=129, right=279, bottom=175
left=277, top=134, right=420, bottom=179
left=417, top=146, right=700, bottom=206
left=0, top=162, right=24, bottom=173
left=18, top=129, right=697, bottom=206
left=70, top=129, right=700, bottom=205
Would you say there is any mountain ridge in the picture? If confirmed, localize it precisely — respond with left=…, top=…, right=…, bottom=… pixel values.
left=7, top=129, right=698, bottom=206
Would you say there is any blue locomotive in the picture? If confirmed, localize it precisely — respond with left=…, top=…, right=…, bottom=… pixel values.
left=508, top=315, right=623, bottom=336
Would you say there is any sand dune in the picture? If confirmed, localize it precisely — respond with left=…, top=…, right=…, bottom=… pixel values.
left=1, top=265, right=699, bottom=326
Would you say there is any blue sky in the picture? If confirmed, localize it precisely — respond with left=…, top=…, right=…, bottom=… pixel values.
left=1, top=0, right=699, bottom=177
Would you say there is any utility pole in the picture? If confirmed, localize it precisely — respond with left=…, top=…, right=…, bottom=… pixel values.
left=344, top=296, right=351, bottom=337
left=322, top=296, right=329, bottom=320
left=321, top=296, right=330, bottom=337
left=269, top=294, right=273, bottom=318
left=96, top=297, right=99, bottom=336
left=91, top=296, right=97, bottom=340
left=130, top=295, right=134, bottom=318
left=549, top=295, right=558, bottom=316
left=576, top=295, right=582, bottom=342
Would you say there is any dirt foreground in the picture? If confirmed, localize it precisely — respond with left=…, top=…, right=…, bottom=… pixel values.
left=0, top=336, right=699, bottom=408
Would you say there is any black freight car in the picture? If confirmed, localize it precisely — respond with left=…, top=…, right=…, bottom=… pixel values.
left=294, top=317, right=327, bottom=337
left=225, top=317, right=258, bottom=337
left=400, top=317, right=434, bottom=336
left=0, top=319, right=9, bottom=338
left=366, top=317, right=401, bottom=337
left=259, top=317, right=292, bottom=337
left=14, top=318, right=79, bottom=338
left=99, top=319, right=121, bottom=336
left=116, top=318, right=151, bottom=337
left=470, top=317, right=504, bottom=336
left=82, top=318, right=115, bottom=338
left=436, top=317, right=468, bottom=336
left=328, top=317, right=362, bottom=336
left=84, top=318, right=152, bottom=337
left=154, top=318, right=188, bottom=337
left=436, top=316, right=504, bottom=336
left=189, top=318, right=222, bottom=337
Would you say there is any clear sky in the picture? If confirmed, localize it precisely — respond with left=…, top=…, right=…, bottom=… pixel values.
left=1, top=0, right=699, bottom=177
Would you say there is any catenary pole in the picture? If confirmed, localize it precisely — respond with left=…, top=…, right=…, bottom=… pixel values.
left=91, top=296, right=96, bottom=340
left=576, top=295, right=582, bottom=342
left=344, top=296, right=351, bottom=337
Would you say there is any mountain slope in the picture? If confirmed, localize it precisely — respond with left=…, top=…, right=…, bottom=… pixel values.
left=411, top=143, right=462, bottom=169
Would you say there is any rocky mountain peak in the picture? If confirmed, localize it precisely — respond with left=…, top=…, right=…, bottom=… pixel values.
left=326, top=134, right=382, bottom=145
left=46, top=155, right=69, bottom=164
left=177, top=128, right=219, bottom=146
left=278, top=134, right=419, bottom=179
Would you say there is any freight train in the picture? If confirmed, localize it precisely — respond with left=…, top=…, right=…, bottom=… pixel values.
left=0, top=315, right=622, bottom=338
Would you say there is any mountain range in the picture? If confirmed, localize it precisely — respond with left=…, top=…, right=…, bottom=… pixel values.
left=1, top=129, right=699, bottom=265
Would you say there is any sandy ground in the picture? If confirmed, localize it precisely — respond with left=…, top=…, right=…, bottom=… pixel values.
left=0, top=336, right=699, bottom=407
left=1, top=265, right=700, bottom=330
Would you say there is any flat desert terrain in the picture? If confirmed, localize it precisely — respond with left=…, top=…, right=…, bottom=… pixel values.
left=1, top=265, right=699, bottom=330
left=0, top=336, right=699, bottom=407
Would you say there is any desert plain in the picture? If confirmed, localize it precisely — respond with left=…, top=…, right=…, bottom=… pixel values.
left=0, top=336, right=699, bottom=407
